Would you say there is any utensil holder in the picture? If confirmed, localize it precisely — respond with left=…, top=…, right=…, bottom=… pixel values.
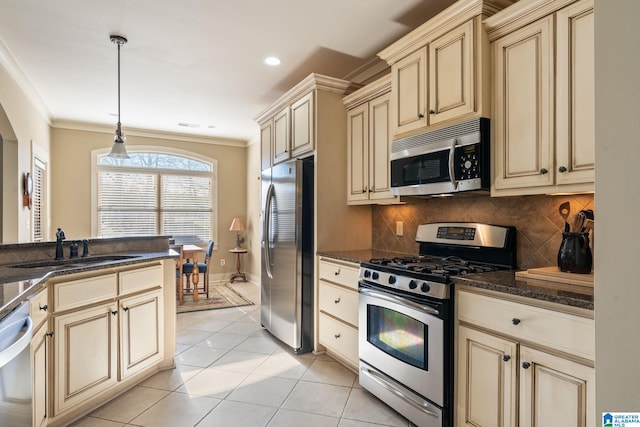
left=557, top=232, right=593, bottom=274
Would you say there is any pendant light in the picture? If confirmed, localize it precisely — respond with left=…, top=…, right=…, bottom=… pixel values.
left=108, top=34, right=130, bottom=159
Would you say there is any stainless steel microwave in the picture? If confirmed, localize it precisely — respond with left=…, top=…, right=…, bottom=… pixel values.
left=390, top=118, right=490, bottom=196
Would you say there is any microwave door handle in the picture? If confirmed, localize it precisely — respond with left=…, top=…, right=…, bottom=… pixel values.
left=449, top=138, right=458, bottom=190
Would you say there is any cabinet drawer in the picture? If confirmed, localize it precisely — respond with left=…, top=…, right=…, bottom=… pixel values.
left=54, top=274, right=117, bottom=312
left=29, top=288, right=49, bottom=330
left=119, top=264, right=163, bottom=295
left=457, top=291, right=594, bottom=360
left=319, top=281, right=358, bottom=326
left=318, top=259, right=359, bottom=290
left=319, top=313, right=359, bottom=366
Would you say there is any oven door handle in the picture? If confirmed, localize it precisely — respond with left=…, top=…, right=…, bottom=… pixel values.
left=359, top=288, right=440, bottom=316
left=360, top=365, right=441, bottom=418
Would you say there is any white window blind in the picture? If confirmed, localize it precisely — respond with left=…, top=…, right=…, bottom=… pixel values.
left=95, top=150, right=216, bottom=244
left=32, top=160, right=45, bottom=241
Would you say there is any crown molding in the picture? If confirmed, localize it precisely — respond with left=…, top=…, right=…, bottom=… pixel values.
left=0, top=38, right=52, bottom=125
left=51, top=119, right=248, bottom=148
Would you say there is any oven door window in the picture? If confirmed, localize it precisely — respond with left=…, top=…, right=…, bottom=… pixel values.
left=367, top=305, right=427, bottom=370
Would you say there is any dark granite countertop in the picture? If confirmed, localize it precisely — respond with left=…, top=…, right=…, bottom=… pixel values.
left=0, top=250, right=177, bottom=321
left=317, top=251, right=594, bottom=311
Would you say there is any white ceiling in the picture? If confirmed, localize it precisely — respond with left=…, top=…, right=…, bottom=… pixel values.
left=0, top=0, right=456, bottom=143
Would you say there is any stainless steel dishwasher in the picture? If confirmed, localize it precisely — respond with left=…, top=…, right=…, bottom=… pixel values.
left=0, top=302, right=33, bottom=426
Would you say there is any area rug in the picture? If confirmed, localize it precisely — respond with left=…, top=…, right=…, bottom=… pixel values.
left=177, top=283, right=254, bottom=313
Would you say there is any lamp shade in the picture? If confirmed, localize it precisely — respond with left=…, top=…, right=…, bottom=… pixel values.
left=229, top=218, right=245, bottom=231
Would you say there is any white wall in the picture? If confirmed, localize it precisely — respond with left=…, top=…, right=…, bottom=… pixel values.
left=594, top=0, right=640, bottom=415
left=245, top=134, right=262, bottom=284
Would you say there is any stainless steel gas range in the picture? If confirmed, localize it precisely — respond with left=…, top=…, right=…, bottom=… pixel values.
left=358, top=223, right=517, bottom=427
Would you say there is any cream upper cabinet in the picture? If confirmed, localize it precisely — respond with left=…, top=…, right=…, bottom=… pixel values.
left=456, top=288, right=595, bottom=427
left=428, top=19, right=475, bottom=125
left=391, top=49, right=427, bottom=135
left=344, top=75, right=399, bottom=205
left=290, top=92, right=314, bottom=157
left=487, top=0, right=595, bottom=196
left=272, top=106, right=290, bottom=165
left=260, top=121, right=272, bottom=171
left=379, top=1, right=513, bottom=139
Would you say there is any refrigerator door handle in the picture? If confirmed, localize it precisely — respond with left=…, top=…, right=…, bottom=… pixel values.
left=263, top=183, right=275, bottom=279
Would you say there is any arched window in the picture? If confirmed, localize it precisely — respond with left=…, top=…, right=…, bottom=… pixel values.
left=94, top=148, right=217, bottom=245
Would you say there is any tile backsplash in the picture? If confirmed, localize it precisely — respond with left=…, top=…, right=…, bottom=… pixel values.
left=371, top=194, right=595, bottom=270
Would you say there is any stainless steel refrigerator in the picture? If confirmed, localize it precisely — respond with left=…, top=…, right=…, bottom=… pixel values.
left=261, top=158, right=314, bottom=353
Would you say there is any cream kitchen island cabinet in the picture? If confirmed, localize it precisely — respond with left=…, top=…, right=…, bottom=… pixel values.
left=29, top=288, right=50, bottom=427
left=41, top=260, right=173, bottom=427
left=456, top=287, right=595, bottom=427
left=487, top=0, right=595, bottom=196
left=378, top=0, right=513, bottom=138
left=343, top=75, right=399, bottom=205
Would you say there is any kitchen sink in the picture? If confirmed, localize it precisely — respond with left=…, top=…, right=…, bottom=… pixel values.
left=7, top=255, right=139, bottom=269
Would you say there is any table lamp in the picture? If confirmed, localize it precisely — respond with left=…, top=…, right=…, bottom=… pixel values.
left=229, top=217, right=245, bottom=249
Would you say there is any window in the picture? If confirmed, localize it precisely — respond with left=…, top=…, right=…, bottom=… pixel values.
left=95, top=149, right=217, bottom=244
left=32, top=157, right=46, bottom=242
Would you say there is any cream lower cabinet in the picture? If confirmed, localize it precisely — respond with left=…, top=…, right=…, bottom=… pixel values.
left=456, top=289, right=595, bottom=427
left=31, top=320, right=49, bottom=427
left=487, top=0, right=595, bottom=196
left=317, top=257, right=360, bottom=370
left=54, top=302, right=118, bottom=414
left=50, top=264, right=165, bottom=421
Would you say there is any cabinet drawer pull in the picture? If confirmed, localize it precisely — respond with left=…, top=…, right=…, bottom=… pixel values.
left=511, top=318, right=521, bottom=325
left=334, top=269, right=341, bottom=276
left=334, top=297, right=341, bottom=304
left=45, top=331, right=55, bottom=338
left=502, top=355, right=511, bottom=362
left=39, top=304, right=48, bottom=311
left=521, top=361, right=531, bottom=369
left=334, top=333, right=341, bottom=339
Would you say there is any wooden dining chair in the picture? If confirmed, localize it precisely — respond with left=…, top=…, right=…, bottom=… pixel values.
left=183, top=240, right=214, bottom=298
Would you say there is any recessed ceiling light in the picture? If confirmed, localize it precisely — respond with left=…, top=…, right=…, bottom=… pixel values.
left=264, top=56, right=281, bottom=66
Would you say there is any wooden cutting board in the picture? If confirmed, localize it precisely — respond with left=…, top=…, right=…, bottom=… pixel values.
left=515, top=266, right=594, bottom=287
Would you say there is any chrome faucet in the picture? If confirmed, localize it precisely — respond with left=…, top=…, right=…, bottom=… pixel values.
left=55, top=228, right=66, bottom=260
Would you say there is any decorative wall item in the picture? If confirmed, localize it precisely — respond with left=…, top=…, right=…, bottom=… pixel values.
left=22, top=172, right=33, bottom=209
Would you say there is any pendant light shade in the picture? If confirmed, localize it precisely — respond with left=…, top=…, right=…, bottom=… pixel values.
left=108, top=34, right=130, bottom=159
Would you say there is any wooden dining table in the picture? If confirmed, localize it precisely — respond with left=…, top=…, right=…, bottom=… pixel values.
left=182, top=244, right=202, bottom=302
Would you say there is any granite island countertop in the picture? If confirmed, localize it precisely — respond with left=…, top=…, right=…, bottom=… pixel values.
left=0, top=250, right=177, bottom=321
left=317, top=250, right=593, bottom=311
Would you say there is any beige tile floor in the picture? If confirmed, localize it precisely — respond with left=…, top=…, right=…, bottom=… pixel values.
left=73, top=282, right=412, bottom=427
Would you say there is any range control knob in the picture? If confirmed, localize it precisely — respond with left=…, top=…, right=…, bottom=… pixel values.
left=363, top=270, right=371, bottom=278
left=408, top=280, right=418, bottom=289
left=421, top=283, right=431, bottom=293
left=388, top=276, right=396, bottom=285
left=372, top=272, right=379, bottom=280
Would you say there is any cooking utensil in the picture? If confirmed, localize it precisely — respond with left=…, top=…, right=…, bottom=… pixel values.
left=559, top=202, right=571, bottom=232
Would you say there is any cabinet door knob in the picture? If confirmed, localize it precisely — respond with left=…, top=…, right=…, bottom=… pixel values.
left=539, top=168, right=548, bottom=175
left=122, top=306, right=129, bottom=312
left=511, top=318, right=521, bottom=325
left=558, top=166, right=567, bottom=173
left=45, top=331, right=55, bottom=338
left=111, top=310, right=118, bottom=316
left=521, top=361, right=531, bottom=369
left=334, top=297, right=341, bottom=304
left=428, top=109, right=436, bottom=115
left=502, top=354, right=511, bottom=362
left=39, top=304, right=48, bottom=311
left=334, top=269, right=341, bottom=276
left=334, top=333, right=341, bottom=339
left=418, top=113, right=425, bottom=119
